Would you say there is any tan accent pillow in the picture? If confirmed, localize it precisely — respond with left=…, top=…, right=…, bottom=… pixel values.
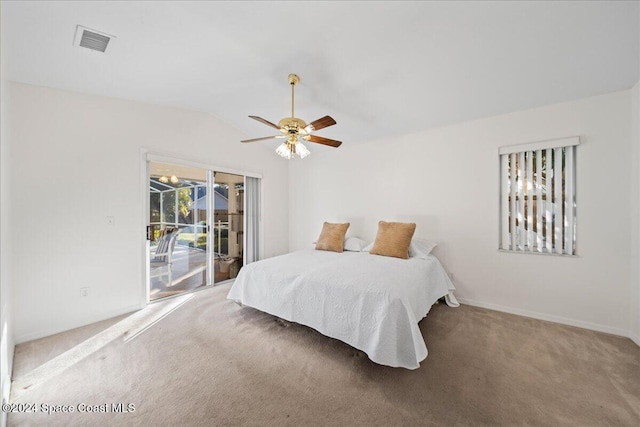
left=370, top=221, right=416, bottom=259
left=315, top=222, right=350, bottom=253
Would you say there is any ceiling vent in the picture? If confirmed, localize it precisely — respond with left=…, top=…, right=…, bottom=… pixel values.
left=73, top=25, right=114, bottom=53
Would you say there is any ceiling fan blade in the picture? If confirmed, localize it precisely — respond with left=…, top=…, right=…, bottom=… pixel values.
left=249, top=115, right=281, bottom=130
left=305, top=134, right=342, bottom=148
left=241, top=135, right=284, bottom=143
left=305, top=115, right=337, bottom=132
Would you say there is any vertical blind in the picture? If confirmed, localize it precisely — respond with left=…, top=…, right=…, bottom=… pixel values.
left=245, top=176, right=261, bottom=264
left=499, top=137, right=579, bottom=255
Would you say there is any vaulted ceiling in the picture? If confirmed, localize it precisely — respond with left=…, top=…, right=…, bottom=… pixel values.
left=3, top=1, right=639, bottom=148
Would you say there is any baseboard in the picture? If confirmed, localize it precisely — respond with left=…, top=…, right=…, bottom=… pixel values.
left=14, top=303, right=145, bottom=344
left=630, top=333, right=640, bottom=347
left=457, top=297, right=631, bottom=339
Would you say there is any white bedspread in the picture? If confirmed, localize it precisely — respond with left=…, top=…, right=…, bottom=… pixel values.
left=227, top=249, right=456, bottom=369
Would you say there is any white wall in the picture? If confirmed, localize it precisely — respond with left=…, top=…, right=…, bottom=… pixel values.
left=631, top=81, right=640, bottom=345
left=8, top=82, right=290, bottom=343
left=0, top=2, right=15, bottom=423
left=290, top=90, right=633, bottom=337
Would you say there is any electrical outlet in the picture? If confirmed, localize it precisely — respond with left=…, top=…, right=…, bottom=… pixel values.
left=80, top=287, right=90, bottom=297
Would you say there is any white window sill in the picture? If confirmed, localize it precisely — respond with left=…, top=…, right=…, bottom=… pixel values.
left=498, top=249, right=578, bottom=258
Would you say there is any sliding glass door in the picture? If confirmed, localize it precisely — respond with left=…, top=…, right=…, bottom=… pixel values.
left=146, top=161, right=256, bottom=301
left=148, top=161, right=211, bottom=301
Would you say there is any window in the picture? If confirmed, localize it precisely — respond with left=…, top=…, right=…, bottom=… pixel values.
left=499, top=137, right=579, bottom=255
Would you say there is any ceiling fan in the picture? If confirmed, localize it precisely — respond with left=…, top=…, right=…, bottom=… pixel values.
left=241, top=74, right=342, bottom=159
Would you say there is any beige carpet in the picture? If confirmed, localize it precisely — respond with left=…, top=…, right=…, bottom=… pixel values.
left=8, top=283, right=640, bottom=426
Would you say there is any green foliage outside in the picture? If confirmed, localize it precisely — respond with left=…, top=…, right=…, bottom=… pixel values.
left=161, top=188, right=194, bottom=223
left=176, top=233, right=228, bottom=253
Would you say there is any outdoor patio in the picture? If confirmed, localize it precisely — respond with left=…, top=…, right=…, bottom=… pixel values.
left=149, top=245, right=235, bottom=301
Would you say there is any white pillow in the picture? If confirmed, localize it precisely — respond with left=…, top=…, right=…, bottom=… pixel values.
left=344, top=237, right=370, bottom=252
left=409, top=239, right=437, bottom=259
left=314, top=237, right=370, bottom=252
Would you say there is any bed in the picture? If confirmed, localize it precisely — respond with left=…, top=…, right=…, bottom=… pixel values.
left=226, top=248, right=458, bottom=370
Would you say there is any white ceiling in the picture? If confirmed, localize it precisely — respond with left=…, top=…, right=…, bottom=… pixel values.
left=3, top=1, right=639, bottom=148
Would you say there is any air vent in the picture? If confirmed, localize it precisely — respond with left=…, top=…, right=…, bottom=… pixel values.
left=73, top=25, right=115, bottom=53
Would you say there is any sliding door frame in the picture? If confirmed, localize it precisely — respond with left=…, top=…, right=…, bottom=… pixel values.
left=140, top=149, right=263, bottom=305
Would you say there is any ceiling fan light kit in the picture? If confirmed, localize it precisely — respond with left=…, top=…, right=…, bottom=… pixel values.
left=242, top=74, right=342, bottom=159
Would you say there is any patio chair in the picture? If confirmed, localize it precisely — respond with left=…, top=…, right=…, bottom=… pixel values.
left=150, top=227, right=180, bottom=284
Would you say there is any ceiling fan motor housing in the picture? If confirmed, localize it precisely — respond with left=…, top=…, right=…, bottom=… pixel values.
left=278, top=117, right=307, bottom=135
